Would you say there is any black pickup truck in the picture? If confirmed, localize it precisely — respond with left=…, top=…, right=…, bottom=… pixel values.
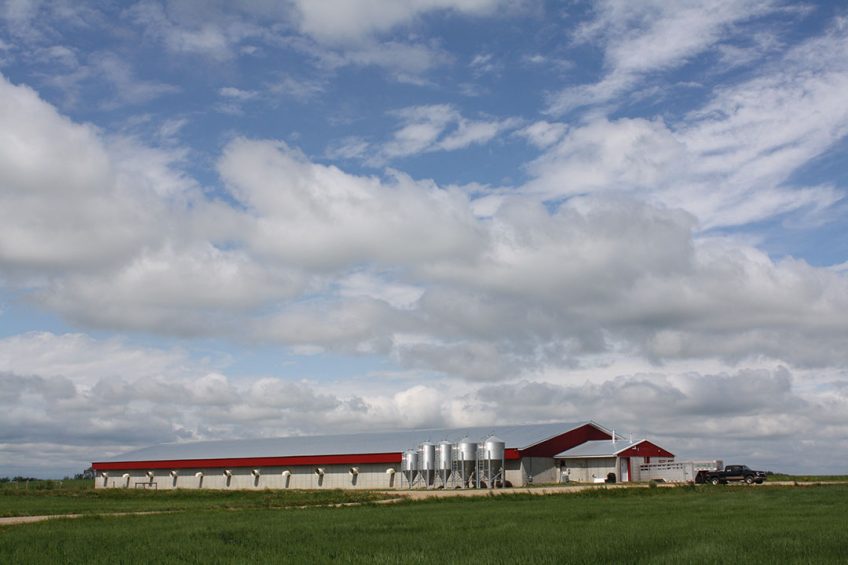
left=696, top=465, right=767, bottom=485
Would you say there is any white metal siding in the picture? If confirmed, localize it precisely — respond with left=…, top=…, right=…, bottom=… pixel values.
left=561, top=457, right=616, bottom=483
left=96, top=463, right=402, bottom=490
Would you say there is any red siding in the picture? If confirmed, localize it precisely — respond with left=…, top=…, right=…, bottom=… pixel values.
left=92, top=452, right=401, bottom=471
left=616, top=440, right=674, bottom=458
left=518, top=423, right=611, bottom=458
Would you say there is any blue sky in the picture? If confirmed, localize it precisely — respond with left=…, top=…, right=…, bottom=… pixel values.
left=1, top=0, right=848, bottom=477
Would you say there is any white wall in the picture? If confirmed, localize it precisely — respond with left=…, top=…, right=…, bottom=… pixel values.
left=628, top=456, right=643, bottom=482
left=504, top=459, right=523, bottom=487
left=560, top=457, right=616, bottom=483
left=96, top=463, right=402, bottom=490
left=519, top=457, right=558, bottom=485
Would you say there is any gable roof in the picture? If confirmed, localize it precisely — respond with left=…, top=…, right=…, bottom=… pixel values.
left=555, top=439, right=643, bottom=458
left=99, top=421, right=596, bottom=464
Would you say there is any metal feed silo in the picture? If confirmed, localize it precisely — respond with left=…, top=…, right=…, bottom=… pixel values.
left=402, top=449, right=419, bottom=489
left=476, top=435, right=506, bottom=489
left=419, top=442, right=436, bottom=487
left=436, top=441, right=453, bottom=488
left=484, top=436, right=505, bottom=462
left=454, top=437, right=477, bottom=488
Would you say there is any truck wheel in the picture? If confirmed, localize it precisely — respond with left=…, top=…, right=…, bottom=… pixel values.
left=711, top=477, right=721, bottom=485
left=745, top=476, right=754, bottom=485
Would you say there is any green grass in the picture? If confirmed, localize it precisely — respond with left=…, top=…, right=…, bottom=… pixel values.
left=0, top=485, right=390, bottom=517
left=0, top=479, right=92, bottom=491
left=767, top=474, right=848, bottom=482
left=2, top=485, right=847, bottom=563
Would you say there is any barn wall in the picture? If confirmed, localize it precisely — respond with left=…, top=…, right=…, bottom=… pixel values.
left=504, top=458, right=523, bottom=487
left=96, top=463, right=403, bottom=490
left=519, top=457, right=558, bottom=485
left=561, top=457, right=616, bottom=483
left=629, top=456, right=644, bottom=481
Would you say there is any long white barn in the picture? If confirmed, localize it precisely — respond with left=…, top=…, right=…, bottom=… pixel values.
left=92, top=421, right=673, bottom=490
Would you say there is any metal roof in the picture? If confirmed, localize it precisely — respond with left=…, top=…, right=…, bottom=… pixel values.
left=554, top=439, right=642, bottom=458
left=103, top=421, right=593, bottom=463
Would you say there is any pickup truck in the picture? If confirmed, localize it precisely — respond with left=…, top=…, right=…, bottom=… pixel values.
left=696, top=465, right=767, bottom=485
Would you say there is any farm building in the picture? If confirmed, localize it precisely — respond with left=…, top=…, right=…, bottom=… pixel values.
left=556, top=439, right=675, bottom=483
left=92, top=421, right=673, bottom=490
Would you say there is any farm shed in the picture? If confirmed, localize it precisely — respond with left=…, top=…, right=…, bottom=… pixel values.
left=555, top=439, right=674, bottom=483
left=92, top=421, right=619, bottom=490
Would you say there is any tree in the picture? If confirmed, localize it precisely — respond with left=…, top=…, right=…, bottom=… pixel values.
left=74, top=467, right=95, bottom=480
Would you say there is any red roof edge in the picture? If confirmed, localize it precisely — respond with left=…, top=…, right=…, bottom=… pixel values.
left=92, top=452, right=402, bottom=471
left=93, top=447, right=524, bottom=471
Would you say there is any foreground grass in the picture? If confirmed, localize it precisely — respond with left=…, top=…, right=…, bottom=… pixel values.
left=767, top=474, right=848, bottom=482
left=2, top=485, right=847, bottom=563
left=0, top=486, right=389, bottom=517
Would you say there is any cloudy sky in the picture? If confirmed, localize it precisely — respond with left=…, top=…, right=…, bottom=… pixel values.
left=1, top=0, right=847, bottom=478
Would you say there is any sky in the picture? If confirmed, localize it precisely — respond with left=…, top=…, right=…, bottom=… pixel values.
left=1, top=0, right=847, bottom=478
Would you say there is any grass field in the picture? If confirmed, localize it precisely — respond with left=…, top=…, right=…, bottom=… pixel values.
left=0, top=478, right=92, bottom=491
left=2, top=484, right=847, bottom=563
left=0, top=485, right=390, bottom=517
left=766, top=473, right=848, bottom=482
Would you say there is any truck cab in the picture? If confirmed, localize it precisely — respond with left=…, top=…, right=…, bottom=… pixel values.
left=724, top=465, right=749, bottom=481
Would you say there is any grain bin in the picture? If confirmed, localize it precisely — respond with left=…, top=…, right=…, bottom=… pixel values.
left=477, top=435, right=505, bottom=489
left=436, top=441, right=453, bottom=487
left=402, top=449, right=419, bottom=488
left=456, top=437, right=477, bottom=487
left=419, top=442, right=436, bottom=487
